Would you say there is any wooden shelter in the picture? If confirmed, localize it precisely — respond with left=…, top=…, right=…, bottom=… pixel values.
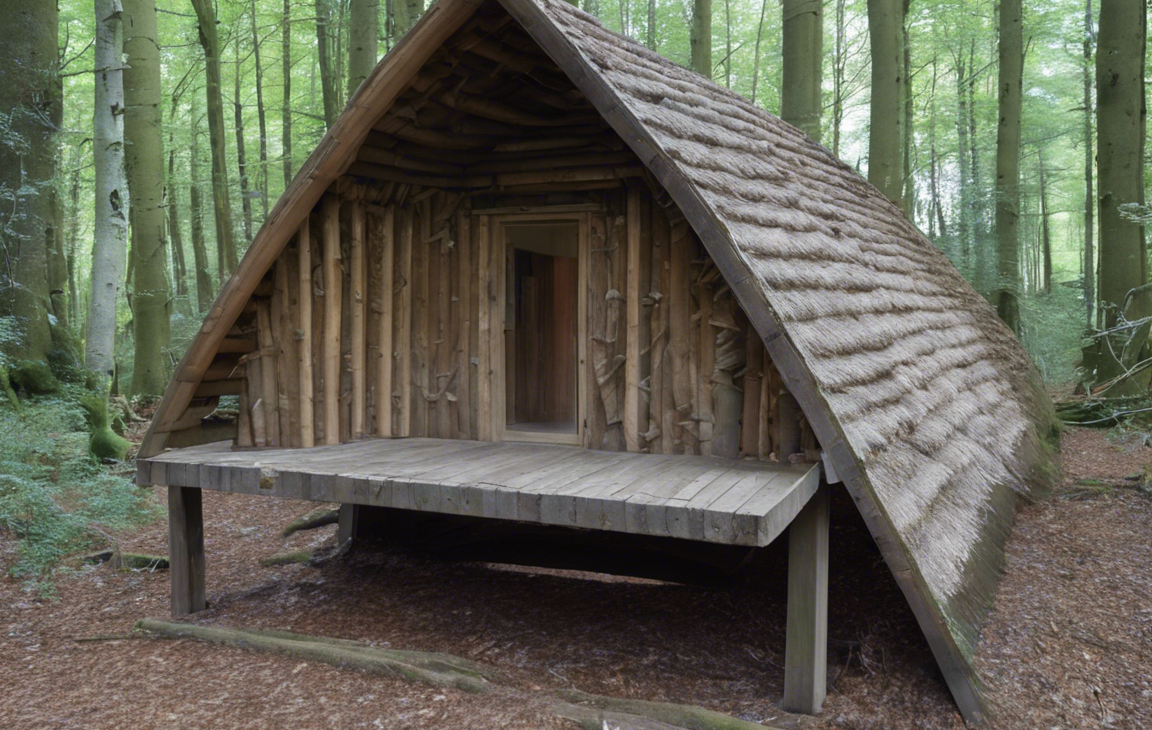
left=137, top=0, right=1055, bottom=722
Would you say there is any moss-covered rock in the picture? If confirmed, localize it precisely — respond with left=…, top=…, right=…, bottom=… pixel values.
left=9, top=360, right=61, bottom=395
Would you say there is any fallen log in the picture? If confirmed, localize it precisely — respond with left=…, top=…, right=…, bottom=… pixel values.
left=134, top=619, right=491, bottom=693
left=282, top=506, right=341, bottom=537
left=558, top=689, right=770, bottom=730
left=132, top=620, right=783, bottom=730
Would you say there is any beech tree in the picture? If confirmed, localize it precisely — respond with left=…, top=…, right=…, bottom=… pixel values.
left=192, top=0, right=239, bottom=279
left=123, top=0, right=171, bottom=395
left=0, top=1, right=59, bottom=362
left=1095, top=0, right=1147, bottom=382
left=993, top=0, right=1023, bottom=333
left=780, top=0, right=822, bottom=141
left=87, top=0, right=129, bottom=379
left=867, top=0, right=904, bottom=208
left=348, top=0, right=379, bottom=96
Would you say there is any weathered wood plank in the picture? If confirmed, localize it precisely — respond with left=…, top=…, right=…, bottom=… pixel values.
left=168, top=486, right=206, bottom=615
left=350, top=199, right=367, bottom=438
left=322, top=195, right=342, bottom=445
left=623, top=186, right=642, bottom=452
left=783, top=484, right=828, bottom=714
left=376, top=205, right=395, bottom=437
left=143, top=438, right=819, bottom=547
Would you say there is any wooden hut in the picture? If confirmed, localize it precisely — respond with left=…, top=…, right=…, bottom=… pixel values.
left=137, top=0, right=1055, bottom=722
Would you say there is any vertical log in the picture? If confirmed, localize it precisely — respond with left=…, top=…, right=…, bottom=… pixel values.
left=322, top=195, right=342, bottom=444
left=585, top=213, right=608, bottom=450
left=648, top=209, right=669, bottom=453
left=435, top=219, right=452, bottom=438
left=697, top=269, right=715, bottom=456
left=168, top=486, right=206, bottom=615
left=297, top=221, right=315, bottom=447
left=741, top=324, right=763, bottom=457
left=256, top=299, right=280, bottom=446
left=468, top=210, right=480, bottom=439
left=669, top=222, right=693, bottom=453
left=624, top=187, right=644, bottom=452
left=478, top=214, right=494, bottom=441
left=783, top=485, right=829, bottom=714
left=376, top=205, right=395, bottom=437
left=350, top=199, right=366, bottom=438
left=411, top=202, right=429, bottom=437
left=455, top=210, right=472, bottom=439
left=274, top=257, right=299, bottom=447
left=397, top=207, right=413, bottom=437
left=237, top=371, right=254, bottom=447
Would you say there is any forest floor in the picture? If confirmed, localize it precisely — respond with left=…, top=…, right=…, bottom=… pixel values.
left=0, top=426, right=1149, bottom=730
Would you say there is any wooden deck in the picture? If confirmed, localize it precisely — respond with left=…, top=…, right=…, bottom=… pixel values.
left=140, top=438, right=822, bottom=547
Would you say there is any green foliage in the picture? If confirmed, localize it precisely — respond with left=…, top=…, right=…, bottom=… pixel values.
left=0, top=389, right=160, bottom=589
left=1019, top=285, right=1087, bottom=384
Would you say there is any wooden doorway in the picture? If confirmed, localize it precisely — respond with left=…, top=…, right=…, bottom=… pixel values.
left=498, top=216, right=586, bottom=445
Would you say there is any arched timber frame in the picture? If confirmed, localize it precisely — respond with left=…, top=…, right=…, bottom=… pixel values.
left=140, top=0, right=1056, bottom=723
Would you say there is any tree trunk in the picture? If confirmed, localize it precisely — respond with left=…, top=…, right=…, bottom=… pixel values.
left=994, top=0, right=1023, bottom=333
left=1096, top=0, right=1148, bottom=381
left=87, top=0, right=130, bottom=377
left=901, top=0, right=914, bottom=219
left=123, top=0, right=172, bottom=396
left=1039, top=154, right=1052, bottom=295
left=954, top=52, right=972, bottom=271
left=348, top=0, right=379, bottom=98
left=189, top=101, right=214, bottom=313
left=393, top=0, right=423, bottom=38
left=0, top=0, right=58, bottom=362
left=249, top=0, right=270, bottom=221
left=1083, top=0, right=1095, bottom=326
left=867, top=0, right=904, bottom=207
left=282, top=0, right=294, bottom=189
left=781, top=0, right=823, bottom=142
left=646, top=0, right=656, bottom=49
left=750, top=0, right=769, bottom=105
left=832, top=0, right=846, bottom=156
left=234, top=41, right=255, bottom=246
left=691, top=0, right=712, bottom=79
left=315, top=0, right=341, bottom=128
left=192, top=0, right=238, bottom=281
left=928, top=56, right=946, bottom=240
left=66, top=148, right=82, bottom=328
left=167, top=107, right=190, bottom=315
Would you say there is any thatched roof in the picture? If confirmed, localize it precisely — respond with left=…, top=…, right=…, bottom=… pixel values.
left=140, top=0, right=1056, bottom=721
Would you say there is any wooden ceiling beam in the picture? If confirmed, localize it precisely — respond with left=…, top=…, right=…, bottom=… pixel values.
left=357, top=145, right=467, bottom=175
left=468, top=150, right=639, bottom=175
left=437, top=89, right=597, bottom=127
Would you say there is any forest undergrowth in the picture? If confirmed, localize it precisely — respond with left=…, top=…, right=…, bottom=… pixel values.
left=0, top=388, right=159, bottom=595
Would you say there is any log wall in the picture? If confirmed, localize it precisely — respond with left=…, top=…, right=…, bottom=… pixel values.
left=184, top=181, right=815, bottom=462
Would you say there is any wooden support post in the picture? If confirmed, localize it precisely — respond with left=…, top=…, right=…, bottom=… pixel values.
left=783, top=484, right=829, bottom=714
left=376, top=206, right=395, bottom=437
left=298, top=222, right=315, bottom=448
left=168, top=486, right=206, bottom=616
left=337, top=503, right=359, bottom=548
left=624, top=187, right=643, bottom=452
left=322, top=195, right=342, bottom=445
left=351, top=199, right=367, bottom=438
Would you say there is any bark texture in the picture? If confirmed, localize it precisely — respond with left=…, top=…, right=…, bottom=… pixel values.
left=691, top=0, right=712, bottom=78
left=348, top=0, right=380, bottom=97
left=123, top=0, right=172, bottom=396
left=0, top=0, right=59, bottom=361
left=192, top=0, right=239, bottom=280
left=866, top=0, right=904, bottom=208
left=781, top=0, right=823, bottom=142
left=994, top=0, right=1023, bottom=333
left=87, top=0, right=129, bottom=378
left=1096, top=0, right=1148, bottom=380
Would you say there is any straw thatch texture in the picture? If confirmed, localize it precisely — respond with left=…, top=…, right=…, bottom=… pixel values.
left=519, top=0, right=1055, bottom=714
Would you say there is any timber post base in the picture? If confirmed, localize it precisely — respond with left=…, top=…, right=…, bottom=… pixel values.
left=337, top=503, right=360, bottom=548
left=782, top=483, right=829, bottom=714
left=168, top=485, right=206, bottom=615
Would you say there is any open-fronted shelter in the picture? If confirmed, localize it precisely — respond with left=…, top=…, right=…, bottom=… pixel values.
left=137, top=0, right=1055, bottom=722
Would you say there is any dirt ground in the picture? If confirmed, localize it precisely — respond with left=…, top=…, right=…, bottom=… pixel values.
left=1, top=426, right=1149, bottom=730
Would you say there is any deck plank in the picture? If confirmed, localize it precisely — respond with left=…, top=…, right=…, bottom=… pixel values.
left=139, top=438, right=821, bottom=547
